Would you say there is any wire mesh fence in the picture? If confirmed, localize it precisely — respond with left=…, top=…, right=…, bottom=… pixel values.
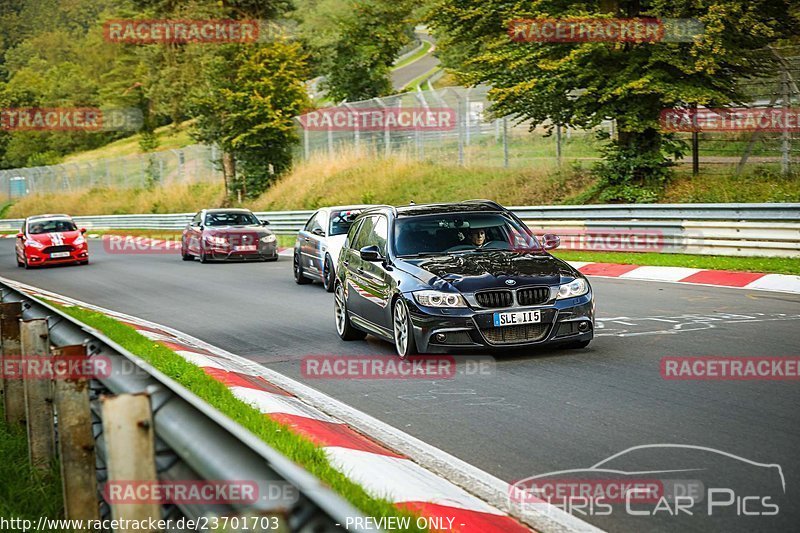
left=0, top=144, right=223, bottom=202
left=296, top=55, right=800, bottom=177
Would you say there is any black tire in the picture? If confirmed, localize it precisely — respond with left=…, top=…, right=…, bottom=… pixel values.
left=392, top=298, right=418, bottom=358
left=294, top=253, right=311, bottom=284
left=23, top=254, right=31, bottom=269
left=334, top=282, right=366, bottom=341
left=264, top=256, right=279, bottom=262
left=181, top=247, right=194, bottom=261
left=16, top=255, right=23, bottom=268
left=78, top=260, right=89, bottom=266
left=199, top=246, right=209, bottom=263
left=322, top=255, right=335, bottom=293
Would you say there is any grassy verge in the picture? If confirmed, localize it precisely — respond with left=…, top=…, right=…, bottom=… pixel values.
left=553, top=250, right=800, bottom=276
left=0, top=403, right=65, bottom=527
left=51, top=303, right=427, bottom=532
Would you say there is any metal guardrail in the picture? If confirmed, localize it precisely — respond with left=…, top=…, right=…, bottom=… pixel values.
left=0, top=280, right=371, bottom=532
left=0, top=203, right=798, bottom=257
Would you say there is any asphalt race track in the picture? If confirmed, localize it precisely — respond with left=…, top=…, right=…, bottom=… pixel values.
left=1, top=240, right=798, bottom=533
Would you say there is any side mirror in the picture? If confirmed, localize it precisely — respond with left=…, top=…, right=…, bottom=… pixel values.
left=80, top=227, right=87, bottom=234
left=542, top=234, right=560, bottom=250
left=359, top=245, right=382, bottom=262
left=261, top=219, right=271, bottom=226
left=311, top=228, right=325, bottom=237
left=16, top=233, right=23, bottom=239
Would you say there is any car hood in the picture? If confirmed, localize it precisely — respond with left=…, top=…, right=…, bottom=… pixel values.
left=396, top=251, right=578, bottom=292
left=27, top=231, right=81, bottom=245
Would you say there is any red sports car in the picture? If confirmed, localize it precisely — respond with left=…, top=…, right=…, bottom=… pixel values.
left=15, top=214, right=89, bottom=268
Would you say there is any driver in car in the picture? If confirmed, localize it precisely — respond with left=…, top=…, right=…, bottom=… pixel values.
left=467, top=228, right=487, bottom=247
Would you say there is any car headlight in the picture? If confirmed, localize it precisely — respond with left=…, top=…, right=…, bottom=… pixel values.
left=260, top=234, right=276, bottom=243
left=413, top=290, right=467, bottom=308
left=26, top=240, right=45, bottom=249
left=557, top=278, right=589, bottom=299
left=205, top=236, right=227, bottom=246
left=74, top=235, right=85, bottom=245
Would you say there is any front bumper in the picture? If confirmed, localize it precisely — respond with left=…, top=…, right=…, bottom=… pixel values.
left=25, top=246, right=88, bottom=266
left=205, top=242, right=278, bottom=261
left=404, top=292, right=595, bottom=353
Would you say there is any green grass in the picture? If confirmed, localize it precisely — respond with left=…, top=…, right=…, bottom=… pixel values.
left=0, top=402, right=65, bottom=527
left=553, top=250, right=800, bottom=276
left=393, top=40, right=433, bottom=70
left=62, top=122, right=194, bottom=164
left=50, top=303, right=428, bottom=532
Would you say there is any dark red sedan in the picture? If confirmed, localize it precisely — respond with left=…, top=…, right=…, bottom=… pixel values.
left=181, top=208, right=278, bottom=263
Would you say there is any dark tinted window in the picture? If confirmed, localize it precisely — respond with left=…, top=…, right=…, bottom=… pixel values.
left=329, top=209, right=363, bottom=236
left=204, top=211, right=260, bottom=227
left=352, top=216, right=387, bottom=255
left=28, top=219, right=77, bottom=234
left=394, top=212, right=540, bottom=256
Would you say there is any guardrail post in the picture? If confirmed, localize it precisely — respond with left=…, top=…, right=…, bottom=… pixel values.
left=1, top=301, right=25, bottom=429
left=20, top=319, right=56, bottom=469
left=53, top=344, right=100, bottom=522
left=102, top=393, right=161, bottom=530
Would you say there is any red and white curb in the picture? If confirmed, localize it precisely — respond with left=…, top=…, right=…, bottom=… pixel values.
left=567, top=262, right=800, bottom=295
left=0, top=276, right=598, bottom=533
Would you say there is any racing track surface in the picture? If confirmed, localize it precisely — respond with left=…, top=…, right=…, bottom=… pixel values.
left=0, top=240, right=798, bottom=533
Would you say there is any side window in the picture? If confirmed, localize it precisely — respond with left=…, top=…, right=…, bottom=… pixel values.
left=346, top=218, right=364, bottom=250
left=351, top=217, right=376, bottom=251
left=304, top=212, right=323, bottom=234
left=372, top=217, right=388, bottom=256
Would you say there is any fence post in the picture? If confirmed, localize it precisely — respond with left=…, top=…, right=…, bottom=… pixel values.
left=53, top=344, right=100, bottom=522
left=102, top=393, right=161, bottom=530
left=21, top=319, right=56, bottom=470
left=781, top=70, right=791, bottom=176
left=503, top=117, right=509, bottom=169
left=555, top=124, right=562, bottom=168
left=1, top=301, right=25, bottom=429
left=457, top=97, right=465, bottom=166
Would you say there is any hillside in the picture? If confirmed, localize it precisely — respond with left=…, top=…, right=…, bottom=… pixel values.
left=5, top=152, right=799, bottom=219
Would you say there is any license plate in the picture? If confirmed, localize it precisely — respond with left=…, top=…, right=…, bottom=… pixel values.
left=234, top=245, right=257, bottom=251
left=50, top=252, right=70, bottom=258
left=493, top=310, right=541, bottom=327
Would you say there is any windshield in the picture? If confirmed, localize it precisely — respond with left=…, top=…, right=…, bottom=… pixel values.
left=204, top=211, right=260, bottom=227
left=394, top=212, right=541, bottom=257
left=329, top=209, right=363, bottom=236
left=28, top=219, right=77, bottom=234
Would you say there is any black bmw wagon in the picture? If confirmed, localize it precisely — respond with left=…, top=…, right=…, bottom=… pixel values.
left=333, top=200, right=595, bottom=357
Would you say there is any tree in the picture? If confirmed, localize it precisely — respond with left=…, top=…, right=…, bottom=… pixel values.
left=319, top=0, right=414, bottom=102
left=429, top=0, right=800, bottom=201
left=189, top=40, right=311, bottom=199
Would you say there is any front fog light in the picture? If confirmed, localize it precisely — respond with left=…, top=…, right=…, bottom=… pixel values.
left=557, top=278, right=589, bottom=299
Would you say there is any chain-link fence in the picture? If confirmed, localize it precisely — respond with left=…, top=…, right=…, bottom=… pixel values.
left=296, top=60, right=800, bottom=176
left=0, top=144, right=223, bottom=201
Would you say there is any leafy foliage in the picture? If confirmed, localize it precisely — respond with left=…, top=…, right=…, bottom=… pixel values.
left=428, top=0, right=800, bottom=201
